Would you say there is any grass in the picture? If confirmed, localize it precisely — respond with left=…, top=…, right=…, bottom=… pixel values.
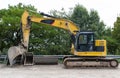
left=58, top=59, right=63, bottom=64
left=116, top=59, right=120, bottom=63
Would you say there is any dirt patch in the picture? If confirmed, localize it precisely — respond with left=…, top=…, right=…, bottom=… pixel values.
left=0, top=64, right=120, bottom=78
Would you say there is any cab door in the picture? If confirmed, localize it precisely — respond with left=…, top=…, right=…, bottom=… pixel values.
left=77, top=33, right=94, bottom=51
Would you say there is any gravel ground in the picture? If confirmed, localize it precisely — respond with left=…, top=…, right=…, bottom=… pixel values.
left=0, top=64, right=120, bottom=78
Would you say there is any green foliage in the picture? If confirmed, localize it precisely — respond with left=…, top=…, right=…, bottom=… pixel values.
left=88, top=10, right=106, bottom=39
left=0, top=3, right=71, bottom=55
left=0, top=3, right=38, bottom=54
left=49, top=8, right=72, bottom=19
left=113, top=17, right=120, bottom=41
left=71, top=4, right=89, bottom=30
left=104, top=36, right=118, bottom=54
left=112, top=17, right=120, bottom=54
left=50, top=4, right=106, bottom=39
left=71, top=5, right=106, bottom=39
left=29, top=23, right=71, bottom=55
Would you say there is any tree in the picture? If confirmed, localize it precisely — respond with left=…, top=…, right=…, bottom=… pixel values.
left=0, top=3, right=71, bottom=55
left=71, top=4, right=89, bottom=30
left=0, top=3, right=33, bottom=53
left=50, top=4, right=106, bottom=39
left=104, top=36, right=118, bottom=55
left=112, top=17, right=120, bottom=41
left=88, top=10, right=106, bottom=39
left=112, top=17, right=120, bottom=54
left=49, top=8, right=72, bottom=19
left=29, top=23, right=71, bottom=55
left=0, top=3, right=39, bottom=54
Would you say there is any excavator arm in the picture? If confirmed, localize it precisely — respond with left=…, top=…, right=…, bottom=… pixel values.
left=21, top=11, right=79, bottom=50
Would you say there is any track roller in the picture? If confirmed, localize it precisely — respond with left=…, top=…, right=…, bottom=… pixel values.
left=109, top=59, right=119, bottom=68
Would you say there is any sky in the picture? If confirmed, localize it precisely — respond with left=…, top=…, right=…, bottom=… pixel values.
left=0, top=0, right=120, bottom=28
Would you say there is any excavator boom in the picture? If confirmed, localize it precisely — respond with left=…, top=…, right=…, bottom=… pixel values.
left=21, top=10, right=79, bottom=50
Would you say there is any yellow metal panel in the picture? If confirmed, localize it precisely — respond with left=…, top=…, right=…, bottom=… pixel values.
left=21, top=11, right=30, bottom=49
left=31, top=16, right=79, bottom=35
left=95, top=40, right=106, bottom=46
left=74, top=51, right=106, bottom=56
left=74, top=40, right=107, bottom=57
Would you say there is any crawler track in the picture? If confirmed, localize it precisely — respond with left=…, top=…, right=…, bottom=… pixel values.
left=63, top=56, right=119, bottom=68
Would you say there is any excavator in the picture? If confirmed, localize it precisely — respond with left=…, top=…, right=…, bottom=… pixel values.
left=7, top=10, right=119, bottom=68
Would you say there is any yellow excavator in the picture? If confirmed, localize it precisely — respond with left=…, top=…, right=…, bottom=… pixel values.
left=7, top=10, right=119, bottom=68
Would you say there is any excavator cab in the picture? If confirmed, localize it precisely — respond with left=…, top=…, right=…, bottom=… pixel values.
left=76, top=31, right=94, bottom=51
left=74, top=31, right=106, bottom=57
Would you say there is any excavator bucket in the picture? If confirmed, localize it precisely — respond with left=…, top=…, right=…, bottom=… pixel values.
left=7, top=46, right=25, bottom=66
